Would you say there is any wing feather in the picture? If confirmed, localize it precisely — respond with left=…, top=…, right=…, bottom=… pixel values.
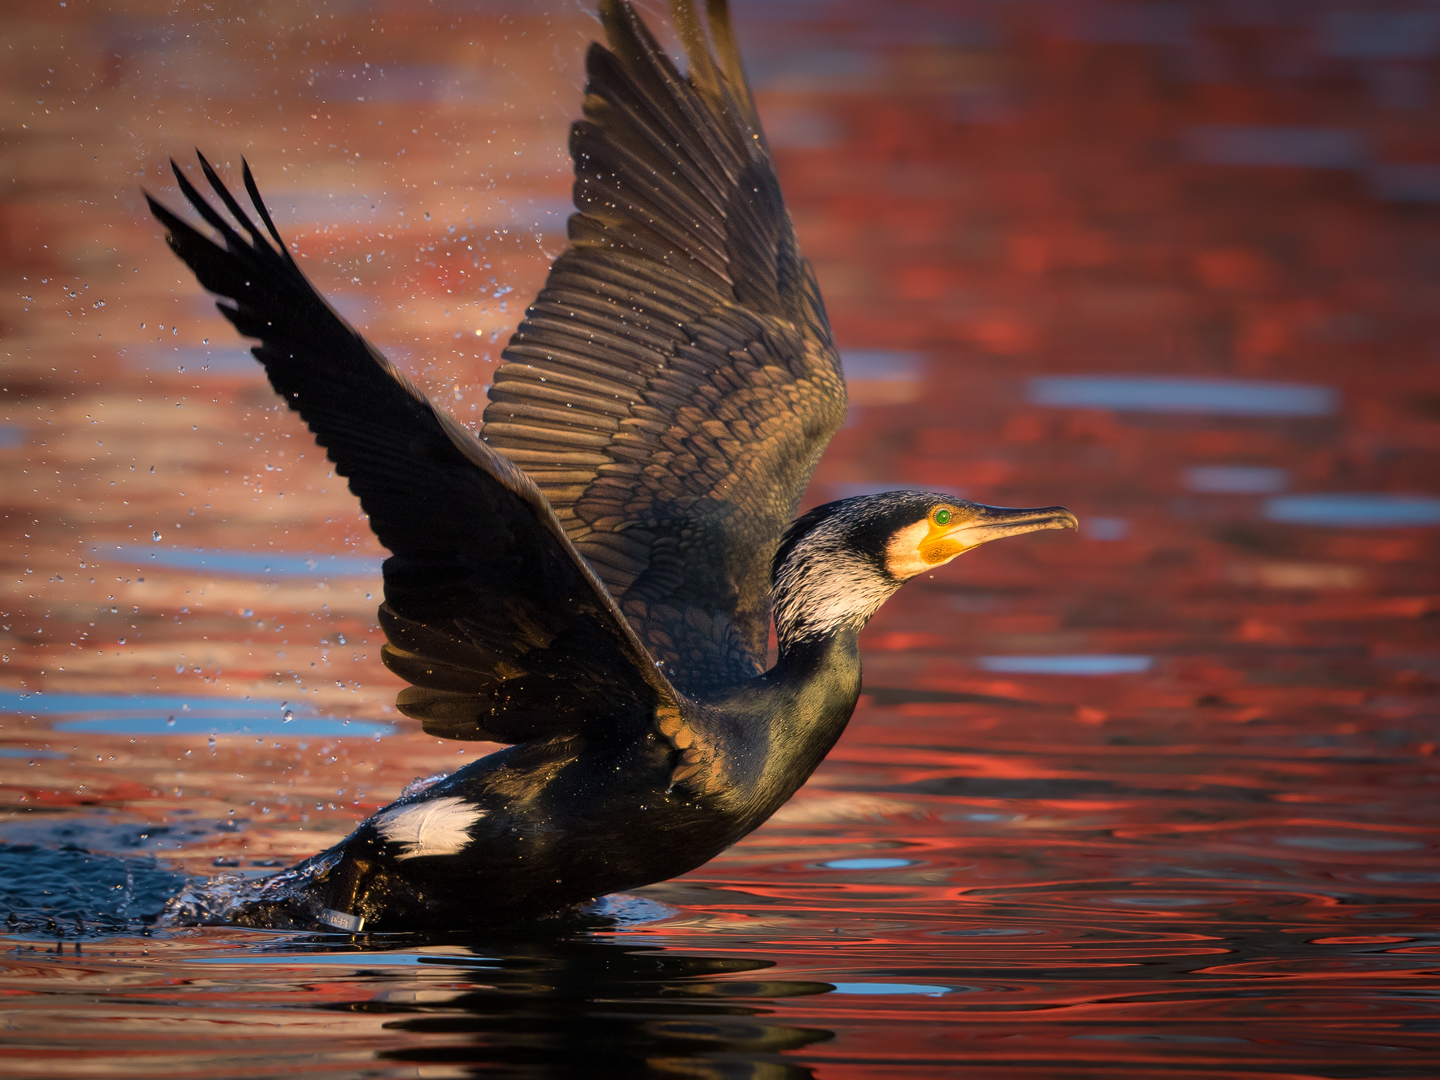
left=147, top=156, right=683, bottom=744
left=483, top=1, right=845, bottom=696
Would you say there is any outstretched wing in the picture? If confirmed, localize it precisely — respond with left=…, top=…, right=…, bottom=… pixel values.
left=482, top=0, right=847, bottom=695
left=147, top=156, right=682, bottom=743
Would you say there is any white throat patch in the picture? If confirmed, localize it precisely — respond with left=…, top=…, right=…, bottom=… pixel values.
left=374, top=796, right=487, bottom=861
left=772, top=522, right=899, bottom=645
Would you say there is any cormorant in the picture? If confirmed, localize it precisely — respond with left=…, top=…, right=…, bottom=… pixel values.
left=147, top=0, right=1077, bottom=932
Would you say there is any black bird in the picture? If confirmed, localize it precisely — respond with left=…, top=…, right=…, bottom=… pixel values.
left=147, top=0, right=1077, bottom=932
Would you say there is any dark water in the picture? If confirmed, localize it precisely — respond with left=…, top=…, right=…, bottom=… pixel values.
left=2, top=1, right=1439, bottom=1076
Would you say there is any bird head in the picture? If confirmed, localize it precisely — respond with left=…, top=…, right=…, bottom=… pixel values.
left=771, top=492, right=1077, bottom=647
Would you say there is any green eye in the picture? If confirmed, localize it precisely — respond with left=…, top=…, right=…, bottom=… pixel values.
left=934, top=508, right=951, bottom=526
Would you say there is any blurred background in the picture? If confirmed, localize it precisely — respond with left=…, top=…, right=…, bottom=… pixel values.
left=1, top=1, right=1439, bottom=1077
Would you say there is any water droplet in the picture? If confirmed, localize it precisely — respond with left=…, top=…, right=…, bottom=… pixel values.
left=165, top=715, right=176, bottom=727
left=282, top=709, right=294, bottom=723
left=152, top=530, right=162, bottom=541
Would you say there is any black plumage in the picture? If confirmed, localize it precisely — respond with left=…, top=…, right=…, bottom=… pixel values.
left=148, top=0, right=1075, bottom=932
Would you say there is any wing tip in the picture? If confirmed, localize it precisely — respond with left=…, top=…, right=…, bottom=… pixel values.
left=594, top=0, right=767, bottom=158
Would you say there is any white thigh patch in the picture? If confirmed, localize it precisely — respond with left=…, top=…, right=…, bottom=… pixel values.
left=374, top=796, right=487, bottom=861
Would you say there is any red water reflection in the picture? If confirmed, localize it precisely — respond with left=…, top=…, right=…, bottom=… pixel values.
left=2, top=0, right=1439, bottom=1077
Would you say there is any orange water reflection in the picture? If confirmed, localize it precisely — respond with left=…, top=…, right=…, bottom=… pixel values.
left=2, top=0, right=1439, bottom=1076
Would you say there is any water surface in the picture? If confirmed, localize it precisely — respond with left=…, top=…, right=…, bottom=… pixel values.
left=2, top=0, right=1437, bottom=1077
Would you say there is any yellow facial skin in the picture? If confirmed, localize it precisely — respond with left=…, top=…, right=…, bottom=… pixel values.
left=885, top=502, right=1079, bottom=581
left=918, top=505, right=967, bottom=565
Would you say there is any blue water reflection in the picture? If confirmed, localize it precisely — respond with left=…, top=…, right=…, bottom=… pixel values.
left=1185, top=466, right=1289, bottom=493
left=842, top=351, right=925, bottom=381
left=1319, top=10, right=1440, bottom=59
left=1084, top=516, right=1130, bottom=540
left=192, top=952, right=500, bottom=967
left=54, top=716, right=392, bottom=737
left=93, top=544, right=383, bottom=578
left=0, top=691, right=393, bottom=737
left=831, top=983, right=950, bottom=996
left=979, top=655, right=1153, bottom=675
left=1029, top=376, right=1337, bottom=416
left=1264, top=494, right=1440, bottom=526
left=1183, top=125, right=1364, bottom=169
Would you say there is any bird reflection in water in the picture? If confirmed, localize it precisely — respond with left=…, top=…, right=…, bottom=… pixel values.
left=324, top=929, right=833, bottom=1078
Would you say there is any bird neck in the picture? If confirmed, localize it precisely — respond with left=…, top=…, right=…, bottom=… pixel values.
left=773, top=623, right=863, bottom=677
left=757, top=625, right=865, bottom=792
left=693, top=623, right=863, bottom=834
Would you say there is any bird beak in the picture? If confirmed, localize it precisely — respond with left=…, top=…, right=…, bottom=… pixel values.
left=943, top=504, right=1079, bottom=551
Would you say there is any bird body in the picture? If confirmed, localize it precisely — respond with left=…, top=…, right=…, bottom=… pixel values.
left=149, top=0, right=1076, bottom=932
left=228, top=629, right=863, bottom=931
